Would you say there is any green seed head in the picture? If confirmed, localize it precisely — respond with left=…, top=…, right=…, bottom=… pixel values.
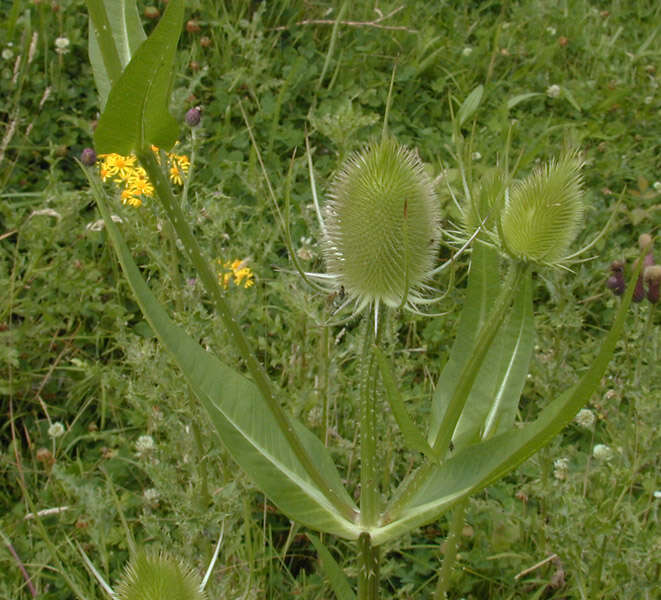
left=500, top=152, right=584, bottom=266
left=116, top=551, right=207, bottom=600
left=324, top=138, right=440, bottom=308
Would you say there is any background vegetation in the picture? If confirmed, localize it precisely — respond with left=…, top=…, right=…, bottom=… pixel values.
left=1, top=0, right=659, bottom=598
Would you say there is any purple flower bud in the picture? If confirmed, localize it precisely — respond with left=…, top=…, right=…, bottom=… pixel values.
left=80, top=147, right=97, bottom=166
left=185, top=107, right=201, bottom=127
left=606, top=274, right=625, bottom=296
left=644, top=265, right=661, bottom=304
left=633, top=275, right=645, bottom=302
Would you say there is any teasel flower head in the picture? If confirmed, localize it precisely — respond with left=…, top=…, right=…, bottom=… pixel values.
left=499, top=152, right=585, bottom=268
left=320, top=138, right=441, bottom=321
left=115, top=551, right=207, bottom=600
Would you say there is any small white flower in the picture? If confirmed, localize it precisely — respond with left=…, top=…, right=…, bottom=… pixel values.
left=654, top=490, right=661, bottom=499
left=462, top=47, right=473, bottom=57
left=546, top=26, right=557, bottom=35
left=48, top=422, right=65, bottom=438
left=652, top=181, right=661, bottom=191
left=553, top=457, right=570, bottom=480
left=471, top=151, right=482, bottom=161
left=143, top=488, right=160, bottom=504
left=592, top=443, right=614, bottom=461
left=546, top=84, right=561, bottom=98
left=2, top=48, right=13, bottom=61
left=135, top=435, right=155, bottom=456
left=575, top=408, right=596, bottom=429
left=54, top=36, right=70, bottom=55
left=644, top=96, right=653, bottom=104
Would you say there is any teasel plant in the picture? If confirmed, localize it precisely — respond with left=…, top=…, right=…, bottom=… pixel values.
left=74, top=1, right=644, bottom=598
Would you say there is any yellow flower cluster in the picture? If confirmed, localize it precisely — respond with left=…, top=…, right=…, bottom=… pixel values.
left=97, top=146, right=190, bottom=207
left=218, top=259, right=255, bottom=289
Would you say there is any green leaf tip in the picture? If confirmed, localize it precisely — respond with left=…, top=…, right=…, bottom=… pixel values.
left=116, top=551, right=207, bottom=600
left=93, top=0, right=185, bottom=155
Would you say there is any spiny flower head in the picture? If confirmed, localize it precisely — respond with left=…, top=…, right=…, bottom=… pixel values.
left=115, top=551, right=207, bottom=600
left=323, top=138, right=440, bottom=311
left=500, top=152, right=584, bottom=267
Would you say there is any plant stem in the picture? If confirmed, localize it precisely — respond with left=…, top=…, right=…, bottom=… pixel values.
left=136, top=150, right=357, bottom=524
left=357, top=532, right=380, bottom=600
left=359, top=314, right=378, bottom=527
left=434, top=499, right=467, bottom=600
left=357, top=306, right=386, bottom=598
left=384, top=261, right=528, bottom=521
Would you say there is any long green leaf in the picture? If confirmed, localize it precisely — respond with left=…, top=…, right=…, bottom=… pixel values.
left=428, top=242, right=500, bottom=445
left=374, top=347, right=433, bottom=457
left=94, top=0, right=183, bottom=154
left=371, top=261, right=638, bottom=546
left=452, top=270, right=534, bottom=449
left=308, top=534, right=356, bottom=600
left=90, top=184, right=360, bottom=540
left=87, top=0, right=146, bottom=109
left=457, top=85, right=484, bottom=128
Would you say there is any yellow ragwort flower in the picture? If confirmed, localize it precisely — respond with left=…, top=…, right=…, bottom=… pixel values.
left=217, top=259, right=255, bottom=289
left=97, top=146, right=189, bottom=208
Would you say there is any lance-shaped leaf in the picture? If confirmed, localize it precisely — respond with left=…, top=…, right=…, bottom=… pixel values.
left=94, top=0, right=183, bottom=155
left=87, top=0, right=146, bottom=109
left=456, top=85, right=484, bottom=128
left=90, top=187, right=360, bottom=540
left=428, top=241, right=500, bottom=446
left=308, top=534, right=356, bottom=600
left=370, top=262, right=637, bottom=546
left=452, top=270, right=534, bottom=449
left=375, top=347, right=433, bottom=457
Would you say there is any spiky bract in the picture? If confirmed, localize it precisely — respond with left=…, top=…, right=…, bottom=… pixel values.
left=323, top=138, right=440, bottom=309
left=500, top=153, right=584, bottom=267
left=115, top=551, right=207, bottom=600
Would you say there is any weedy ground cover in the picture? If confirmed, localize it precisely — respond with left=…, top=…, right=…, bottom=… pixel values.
left=1, top=1, right=659, bottom=598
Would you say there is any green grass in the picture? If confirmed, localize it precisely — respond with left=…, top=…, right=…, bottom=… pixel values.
left=1, top=0, right=659, bottom=598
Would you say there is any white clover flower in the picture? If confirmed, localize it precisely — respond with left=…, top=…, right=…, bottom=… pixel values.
left=135, top=434, right=155, bottom=456
left=462, top=47, right=473, bottom=57
left=653, top=181, right=661, bottom=191
left=546, top=84, right=561, bottom=98
left=2, top=48, right=13, bottom=61
left=592, top=443, right=614, bottom=461
left=48, top=422, right=65, bottom=438
left=574, top=408, right=596, bottom=429
left=546, top=26, right=557, bottom=35
left=654, top=490, right=661, bottom=499
left=143, top=488, right=160, bottom=504
left=644, top=96, right=653, bottom=105
left=471, top=151, right=482, bottom=161
left=553, top=457, right=570, bottom=480
left=54, top=37, right=70, bottom=55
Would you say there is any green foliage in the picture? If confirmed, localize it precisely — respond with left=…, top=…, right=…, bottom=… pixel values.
left=93, top=0, right=184, bottom=154
left=1, top=1, right=659, bottom=599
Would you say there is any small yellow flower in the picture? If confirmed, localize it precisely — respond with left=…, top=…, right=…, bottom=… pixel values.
left=169, top=164, right=184, bottom=185
left=102, top=153, right=137, bottom=179
left=128, top=175, right=154, bottom=198
left=217, top=259, right=255, bottom=289
left=121, top=189, right=142, bottom=207
left=97, top=145, right=189, bottom=208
